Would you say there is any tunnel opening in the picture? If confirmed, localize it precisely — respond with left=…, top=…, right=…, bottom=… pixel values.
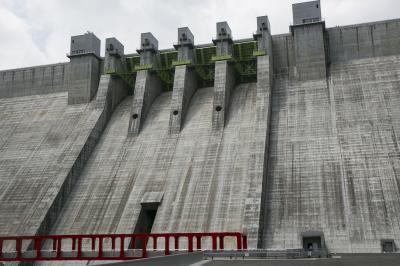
left=133, top=206, right=158, bottom=249
left=132, top=192, right=164, bottom=249
left=301, top=231, right=326, bottom=258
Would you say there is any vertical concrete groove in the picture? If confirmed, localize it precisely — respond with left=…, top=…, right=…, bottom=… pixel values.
left=327, top=74, right=353, bottom=252
left=244, top=55, right=273, bottom=248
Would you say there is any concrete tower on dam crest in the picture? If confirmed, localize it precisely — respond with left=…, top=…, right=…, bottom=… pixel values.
left=0, top=1, right=400, bottom=261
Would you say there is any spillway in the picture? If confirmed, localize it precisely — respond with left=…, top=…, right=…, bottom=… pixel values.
left=49, top=83, right=258, bottom=240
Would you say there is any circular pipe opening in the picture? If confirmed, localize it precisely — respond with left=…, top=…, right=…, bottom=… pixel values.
left=215, top=106, right=222, bottom=112
left=173, top=110, right=179, bottom=116
left=132, top=114, right=139, bottom=119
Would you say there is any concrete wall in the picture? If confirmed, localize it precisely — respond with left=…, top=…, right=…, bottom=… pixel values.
left=0, top=63, right=69, bottom=98
left=0, top=92, right=97, bottom=240
left=258, top=18, right=400, bottom=252
left=328, top=55, right=400, bottom=252
left=271, top=19, right=400, bottom=76
left=272, top=34, right=295, bottom=77
left=35, top=75, right=128, bottom=238
left=0, top=74, right=128, bottom=254
left=262, top=72, right=347, bottom=251
left=327, top=19, right=400, bottom=63
left=292, top=22, right=327, bottom=81
left=263, top=48, right=400, bottom=254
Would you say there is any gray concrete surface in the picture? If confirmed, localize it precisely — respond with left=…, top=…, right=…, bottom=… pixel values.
left=0, top=72, right=127, bottom=253
left=91, top=252, right=204, bottom=266
left=70, top=32, right=101, bottom=58
left=67, top=55, right=101, bottom=104
left=263, top=54, right=400, bottom=252
left=105, top=37, right=126, bottom=74
left=328, top=55, right=400, bottom=252
left=292, top=0, right=321, bottom=25
left=327, top=19, right=400, bottom=63
left=0, top=91, right=99, bottom=240
left=0, top=63, right=69, bottom=98
left=203, top=255, right=400, bottom=266
left=45, top=81, right=265, bottom=251
left=292, top=22, right=327, bottom=81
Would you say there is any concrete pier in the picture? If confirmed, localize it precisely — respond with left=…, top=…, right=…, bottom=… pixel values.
left=212, top=22, right=236, bottom=131
left=169, top=65, right=197, bottom=134
left=128, top=70, right=163, bottom=136
left=128, top=33, right=163, bottom=136
left=169, top=27, right=198, bottom=134
left=67, top=32, right=102, bottom=104
left=105, top=37, right=126, bottom=74
left=245, top=16, right=274, bottom=248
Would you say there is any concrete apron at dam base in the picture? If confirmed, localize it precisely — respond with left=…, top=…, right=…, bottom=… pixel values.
left=202, top=254, right=400, bottom=266
left=90, top=253, right=400, bottom=266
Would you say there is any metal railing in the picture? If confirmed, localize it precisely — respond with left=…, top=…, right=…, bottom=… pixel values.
left=0, top=232, right=247, bottom=262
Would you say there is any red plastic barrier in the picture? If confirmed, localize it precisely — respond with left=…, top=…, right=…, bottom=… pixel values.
left=0, top=232, right=247, bottom=262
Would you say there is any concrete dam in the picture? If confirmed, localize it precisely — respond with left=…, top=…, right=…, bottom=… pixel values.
left=1, top=0, right=400, bottom=261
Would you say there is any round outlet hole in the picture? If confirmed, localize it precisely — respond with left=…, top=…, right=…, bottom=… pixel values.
left=216, top=106, right=222, bottom=112
left=132, top=114, right=138, bottom=119
left=173, top=110, right=179, bottom=116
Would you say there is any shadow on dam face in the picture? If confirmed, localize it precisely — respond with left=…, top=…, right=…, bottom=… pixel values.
left=133, top=205, right=158, bottom=249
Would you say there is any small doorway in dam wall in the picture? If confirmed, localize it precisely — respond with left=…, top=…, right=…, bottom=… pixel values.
left=381, top=239, right=395, bottom=253
left=132, top=192, right=164, bottom=249
left=301, top=231, right=325, bottom=251
left=303, top=236, right=322, bottom=250
left=133, top=207, right=157, bottom=249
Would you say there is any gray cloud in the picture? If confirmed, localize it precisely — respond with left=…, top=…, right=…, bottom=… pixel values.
left=0, top=0, right=399, bottom=70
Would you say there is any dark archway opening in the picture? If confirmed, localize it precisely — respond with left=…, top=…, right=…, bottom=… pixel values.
left=303, top=236, right=322, bottom=250
left=133, top=206, right=158, bottom=249
left=301, top=231, right=327, bottom=258
left=381, top=239, right=395, bottom=253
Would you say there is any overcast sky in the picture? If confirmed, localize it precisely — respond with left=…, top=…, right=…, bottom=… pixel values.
left=0, top=0, right=398, bottom=70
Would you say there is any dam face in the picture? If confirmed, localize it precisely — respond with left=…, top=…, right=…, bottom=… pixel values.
left=1, top=1, right=400, bottom=258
